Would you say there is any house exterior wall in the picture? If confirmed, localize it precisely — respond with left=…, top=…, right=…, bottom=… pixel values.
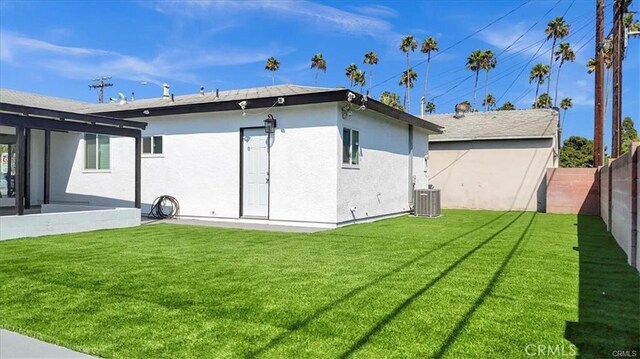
left=336, top=108, right=429, bottom=224
left=428, top=138, right=556, bottom=211
left=128, top=103, right=339, bottom=225
left=24, top=102, right=430, bottom=226
left=49, top=131, right=135, bottom=207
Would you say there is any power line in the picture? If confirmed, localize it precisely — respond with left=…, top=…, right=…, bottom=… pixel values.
left=438, top=8, right=597, bottom=106
left=368, top=0, right=533, bottom=91
left=430, top=0, right=570, bottom=104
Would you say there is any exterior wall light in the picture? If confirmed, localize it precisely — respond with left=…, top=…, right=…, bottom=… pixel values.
left=264, top=114, right=277, bottom=134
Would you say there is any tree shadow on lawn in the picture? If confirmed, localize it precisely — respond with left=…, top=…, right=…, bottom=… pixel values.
left=565, top=215, right=640, bottom=358
left=339, top=211, right=533, bottom=358
left=247, top=211, right=513, bottom=358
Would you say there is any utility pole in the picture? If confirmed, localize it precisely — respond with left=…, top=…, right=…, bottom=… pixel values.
left=88, top=76, right=113, bottom=104
left=594, top=0, right=605, bottom=167
left=611, top=0, right=626, bottom=158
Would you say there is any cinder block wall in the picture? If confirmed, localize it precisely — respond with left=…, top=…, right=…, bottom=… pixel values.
left=600, top=143, right=639, bottom=270
left=546, top=168, right=599, bottom=215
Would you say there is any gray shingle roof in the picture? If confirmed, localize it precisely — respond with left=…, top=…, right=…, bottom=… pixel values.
left=1, top=85, right=443, bottom=133
left=74, top=84, right=340, bottom=113
left=0, top=88, right=90, bottom=112
left=0, top=85, right=339, bottom=113
left=425, top=109, right=558, bottom=142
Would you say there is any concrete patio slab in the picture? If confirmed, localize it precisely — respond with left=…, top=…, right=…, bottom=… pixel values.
left=141, top=217, right=327, bottom=233
left=0, top=329, right=94, bottom=358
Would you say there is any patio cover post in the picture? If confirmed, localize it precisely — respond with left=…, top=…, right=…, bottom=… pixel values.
left=134, top=135, right=141, bottom=209
left=24, top=128, right=31, bottom=209
left=44, top=129, right=51, bottom=204
left=15, top=125, right=25, bottom=215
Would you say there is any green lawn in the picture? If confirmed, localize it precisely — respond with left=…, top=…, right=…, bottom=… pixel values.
left=0, top=210, right=638, bottom=358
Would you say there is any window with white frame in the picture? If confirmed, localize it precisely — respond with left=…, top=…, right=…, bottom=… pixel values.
left=85, top=134, right=110, bottom=170
left=342, top=128, right=360, bottom=165
left=142, top=136, right=163, bottom=155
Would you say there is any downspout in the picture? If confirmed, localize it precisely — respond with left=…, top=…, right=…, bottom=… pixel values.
left=408, top=124, right=414, bottom=210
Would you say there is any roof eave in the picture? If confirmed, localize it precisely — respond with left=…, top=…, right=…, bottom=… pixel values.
left=89, top=89, right=443, bottom=133
left=429, top=135, right=556, bottom=142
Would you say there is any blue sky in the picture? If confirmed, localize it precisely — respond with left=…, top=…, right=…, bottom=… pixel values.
left=0, top=0, right=638, bottom=151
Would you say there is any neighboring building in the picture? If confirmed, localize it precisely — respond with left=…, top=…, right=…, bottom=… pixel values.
left=1, top=85, right=443, bottom=228
left=425, top=109, right=559, bottom=211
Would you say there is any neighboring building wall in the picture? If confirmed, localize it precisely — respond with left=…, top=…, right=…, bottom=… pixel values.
left=428, top=138, right=555, bottom=211
left=600, top=143, right=639, bottom=270
left=336, top=108, right=429, bottom=224
left=546, top=168, right=599, bottom=215
left=134, top=103, right=339, bottom=225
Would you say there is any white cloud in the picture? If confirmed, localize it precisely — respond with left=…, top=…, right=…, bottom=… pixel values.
left=350, top=4, right=398, bottom=19
left=0, top=30, right=294, bottom=84
left=479, top=22, right=549, bottom=57
left=154, top=0, right=398, bottom=39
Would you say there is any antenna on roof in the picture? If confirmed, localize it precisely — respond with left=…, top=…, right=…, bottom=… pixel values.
left=88, top=76, right=113, bottom=104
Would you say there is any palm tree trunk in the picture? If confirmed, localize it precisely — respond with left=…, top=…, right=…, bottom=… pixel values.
left=368, top=65, right=373, bottom=94
left=405, top=53, right=410, bottom=111
left=535, top=83, right=540, bottom=103
left=314, top=70, right=318, bottom=86
left=484, top=70, right=489, bottom=111
left=554, top=61, right=563, bottom=107
left=472, top=70, right=479, bottom=111
left=546, top=37, right=557, bottom=105
left=272, top=72, right=275, bottom=85
left=424, top=53, right=431, bottom=101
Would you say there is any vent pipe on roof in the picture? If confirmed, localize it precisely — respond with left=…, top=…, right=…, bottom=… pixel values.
left=215, top=89, right=219, bottom=100
left=131, top=92, right=135, bottom=101
left=200, top=86, right=205, bottom=96
left=162, top=83, right=170, bottom=100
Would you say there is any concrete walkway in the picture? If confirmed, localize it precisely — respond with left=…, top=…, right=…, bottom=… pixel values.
left=141, top=217, right=328, bottom=233
left=0, top=330, right=94, bottom=358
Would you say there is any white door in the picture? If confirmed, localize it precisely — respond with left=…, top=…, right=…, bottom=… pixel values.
left=242, top=128, right=269, bottom=218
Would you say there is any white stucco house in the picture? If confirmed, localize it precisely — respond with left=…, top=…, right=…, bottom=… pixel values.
left=425, top=109, right=559, bottom=212
left=1, top=85, right=443, bottom=229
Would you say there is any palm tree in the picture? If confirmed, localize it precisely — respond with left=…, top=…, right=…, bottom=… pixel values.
left=420, top=37, right=438, bottom=102
left=497, top=101, right=515, bottom=111
left=425, top=101, right=436, bottom=114
left=353, top=69, right=366, bottom=93
left=379, top=91, right=404, bottom=111
left=553, top=42, right=575, bottom=107
left=264, top=57, right=280, bottom=85
left=466, top=49, right=484, bottom=111
left=399, top=35, right=418, bottom=110
left=586, top=57, right=597, bottom=74
left=545, top=17, right=570, bottom=106
left=399, top=69, right=418, bottom=111
left=559, top=97, right=572, bottom=129
left=363, top=51, right=378, bottom=94
left=310, top=53, right=327, bottom=86
left=533, top=93, right=552, bottom=109
left=482, top=93, right=496, bottom=111
left=624, top=12, right=640, bottom=32
left=481, top=50, right=497, bottom=111
left=529, top=63, right=550, bottom=100
left=345, top=63, right=359, bottom=88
